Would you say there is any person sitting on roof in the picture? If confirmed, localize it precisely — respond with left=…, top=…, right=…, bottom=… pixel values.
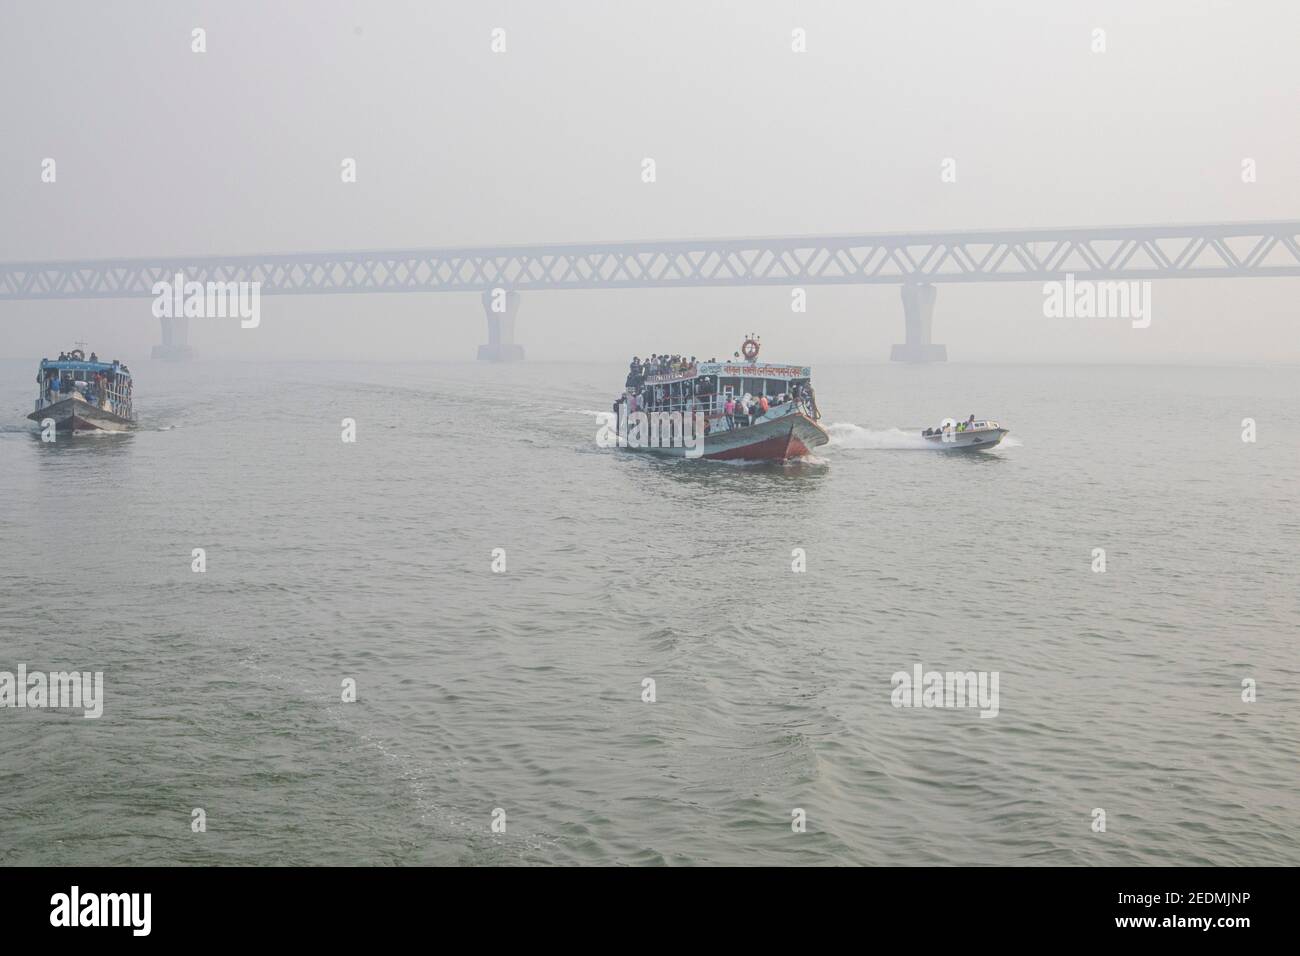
left=89, top=352, right=98, bottom=362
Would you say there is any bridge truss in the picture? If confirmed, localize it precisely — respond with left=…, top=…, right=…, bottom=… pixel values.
left=3, top=221, right=1299, bottom=300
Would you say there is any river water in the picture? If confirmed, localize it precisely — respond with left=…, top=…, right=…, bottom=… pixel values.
left=1, top=359, right=1296, bottom=865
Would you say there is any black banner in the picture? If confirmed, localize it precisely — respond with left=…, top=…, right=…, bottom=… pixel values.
left=0, top=866, right=1277, bottom=941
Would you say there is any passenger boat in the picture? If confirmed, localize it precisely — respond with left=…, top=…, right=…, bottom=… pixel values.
left=28, top=348, right=135, bottom=433
left=921, top=417, right=1008, bottom=450
left=612, top=336, right=828, bottom=462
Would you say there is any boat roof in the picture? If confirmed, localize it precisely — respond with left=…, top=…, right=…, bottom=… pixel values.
left=40, top=359, right=130, bottom=377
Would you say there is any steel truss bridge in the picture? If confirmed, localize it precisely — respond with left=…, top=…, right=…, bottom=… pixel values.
left=3, top=220, right=1297, bottom=361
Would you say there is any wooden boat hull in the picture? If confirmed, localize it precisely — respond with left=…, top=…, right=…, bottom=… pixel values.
left=28, top=396, right=134, bottom=433
left=632, top=411, right=828, bottom=462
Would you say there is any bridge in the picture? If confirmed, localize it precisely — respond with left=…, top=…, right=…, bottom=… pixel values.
left=3, top=220, right=1297, bottom=362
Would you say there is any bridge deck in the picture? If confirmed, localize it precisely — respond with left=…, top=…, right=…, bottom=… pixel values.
left=2, top=220, right=1298, bottom=299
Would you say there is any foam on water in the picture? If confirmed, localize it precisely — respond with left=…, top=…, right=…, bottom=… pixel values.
left=825, top=422, right=933, bottom=450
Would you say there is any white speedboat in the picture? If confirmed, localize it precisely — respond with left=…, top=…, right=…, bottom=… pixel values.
left=921, top=418, right=1008, bottom=450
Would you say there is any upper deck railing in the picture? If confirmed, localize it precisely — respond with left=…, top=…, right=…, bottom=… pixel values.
left=640, top=364, right=699, bottom=384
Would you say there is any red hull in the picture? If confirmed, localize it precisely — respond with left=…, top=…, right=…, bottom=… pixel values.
left=705, top=428, right=815, bottom=461
left=625, top=412, right=828, bottom=462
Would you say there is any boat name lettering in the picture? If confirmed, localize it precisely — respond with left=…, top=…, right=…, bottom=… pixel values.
left=699, top=363, right=810, bottom=378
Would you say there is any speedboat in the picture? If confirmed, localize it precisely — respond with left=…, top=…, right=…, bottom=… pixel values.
left=921, top=418, right=1008, bottom=450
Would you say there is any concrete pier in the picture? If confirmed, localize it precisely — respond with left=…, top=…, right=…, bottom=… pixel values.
left=890, top=283, right=947, bottom=363
left=151, top=315, right=194, bottom=360
left=476, top=290, right=524, bottom=361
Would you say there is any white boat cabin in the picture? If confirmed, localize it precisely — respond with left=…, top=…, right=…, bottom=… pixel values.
left=35, top=354, right=135, bottom=420
left=628, top=360, right=816, bottom=432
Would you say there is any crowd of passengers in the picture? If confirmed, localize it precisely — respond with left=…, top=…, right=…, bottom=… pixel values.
left=922, top=415, right=979, bottom=437
left=625, top=354, right=717, bottom=389
left=39, top=354, right=132, bottom=413
left=614, top=373, right=813, bottom=434
left=718, top=390, right=807, bottom=429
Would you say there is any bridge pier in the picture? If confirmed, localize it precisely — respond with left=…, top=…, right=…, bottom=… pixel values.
left=890, top=283, right=947, bottom=363
left=151, top=315, right=194, bottom=361
left=476, top=290, right=524, bottom=361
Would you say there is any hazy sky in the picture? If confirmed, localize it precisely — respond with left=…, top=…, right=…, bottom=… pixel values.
left=2, top=0, right=1297, bottom=362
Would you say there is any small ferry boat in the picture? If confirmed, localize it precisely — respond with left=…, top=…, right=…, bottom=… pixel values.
left=28, top=348, right=135, bottom=433
left=613, top=336, right=828, bottom=462
left=921, top=417, right=1008, bottom=450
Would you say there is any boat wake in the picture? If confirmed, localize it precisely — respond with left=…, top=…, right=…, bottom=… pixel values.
left=705, top=453, right=830, bottom=468
left=826, top=422, right=1020, bottom=452
left=825, top=422, right=932, bottom=450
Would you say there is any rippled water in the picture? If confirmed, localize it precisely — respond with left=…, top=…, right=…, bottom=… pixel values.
left=1, top=359, right=1296, bottom=866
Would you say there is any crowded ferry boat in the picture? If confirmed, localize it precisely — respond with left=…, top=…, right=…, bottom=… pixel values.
left=28, top=347, right=135, bottom=433
left=611, top=335, right=828, bottom=461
